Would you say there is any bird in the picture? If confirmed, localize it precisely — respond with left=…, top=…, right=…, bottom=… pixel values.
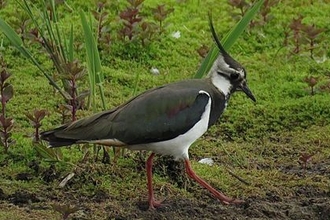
left=40, top=16, right=256, bottom=210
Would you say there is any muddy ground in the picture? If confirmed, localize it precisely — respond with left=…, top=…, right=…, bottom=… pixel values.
left=0, top=184, right=329, bottom=220
left=0, top=157, right=329, bottom=220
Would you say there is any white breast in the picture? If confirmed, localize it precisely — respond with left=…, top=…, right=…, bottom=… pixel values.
left=128, top=90, right=212, bottom=160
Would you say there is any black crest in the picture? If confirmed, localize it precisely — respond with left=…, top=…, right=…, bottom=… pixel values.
left=208, top=13, right=242, bottom=71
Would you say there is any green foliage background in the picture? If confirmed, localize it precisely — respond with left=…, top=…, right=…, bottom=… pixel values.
left=0, top=0, right=328, bottom=138
left=0, top=0, right=329, bottom=218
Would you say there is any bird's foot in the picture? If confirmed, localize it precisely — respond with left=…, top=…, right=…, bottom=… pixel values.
left=232, top=198, right=245, bottom=204
left=148, top=198, right=166, bottom=210
left=227, top=199, right=244, bottom=205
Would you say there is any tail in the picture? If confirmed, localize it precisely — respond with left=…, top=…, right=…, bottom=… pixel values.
left=40, top=125, right=77, bottom=148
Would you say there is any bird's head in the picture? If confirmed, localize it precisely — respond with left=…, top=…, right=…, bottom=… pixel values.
left=207, top=16, right=256, bottom=102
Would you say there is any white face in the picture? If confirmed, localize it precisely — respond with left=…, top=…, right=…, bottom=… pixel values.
left=215, top=55, right=245, bottom=78
left=208, top=55, right=246, bottom=98
left=236, top=68, right=246, bottom=78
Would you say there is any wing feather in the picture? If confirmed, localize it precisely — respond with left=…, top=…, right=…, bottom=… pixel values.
left=53, top=85, right=210, bottom=145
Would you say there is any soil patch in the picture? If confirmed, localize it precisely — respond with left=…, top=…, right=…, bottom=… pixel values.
left=0, top=185, right=329, bottom=220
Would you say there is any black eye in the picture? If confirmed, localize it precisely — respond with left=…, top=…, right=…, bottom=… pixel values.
left=230, top=72, right=239, bottom=80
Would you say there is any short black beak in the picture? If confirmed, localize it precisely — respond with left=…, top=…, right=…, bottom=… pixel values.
left=240, top=83, right=256, bottom=102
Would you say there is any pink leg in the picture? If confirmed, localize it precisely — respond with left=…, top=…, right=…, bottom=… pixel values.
left=184, top=159, right=243, bottom=204
left=146, top=153, right=163, bottom=209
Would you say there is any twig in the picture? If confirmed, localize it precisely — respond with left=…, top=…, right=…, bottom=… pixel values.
left=225, top=167, right=250, bottom=186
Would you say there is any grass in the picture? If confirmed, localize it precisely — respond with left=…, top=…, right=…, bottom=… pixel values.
left=0, top=0, right=330, bottom=219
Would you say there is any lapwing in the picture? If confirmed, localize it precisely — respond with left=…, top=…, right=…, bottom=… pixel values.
left=41, top=17, right=256, bottom=209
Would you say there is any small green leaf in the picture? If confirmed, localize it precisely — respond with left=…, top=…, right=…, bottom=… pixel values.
left=2, top=84, right=14, bottom=102
left=77, top=90, right=90, bottom=101
left=34, top=143, right=62, bottom=162
left=68, top=24, right=74, bottom=62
